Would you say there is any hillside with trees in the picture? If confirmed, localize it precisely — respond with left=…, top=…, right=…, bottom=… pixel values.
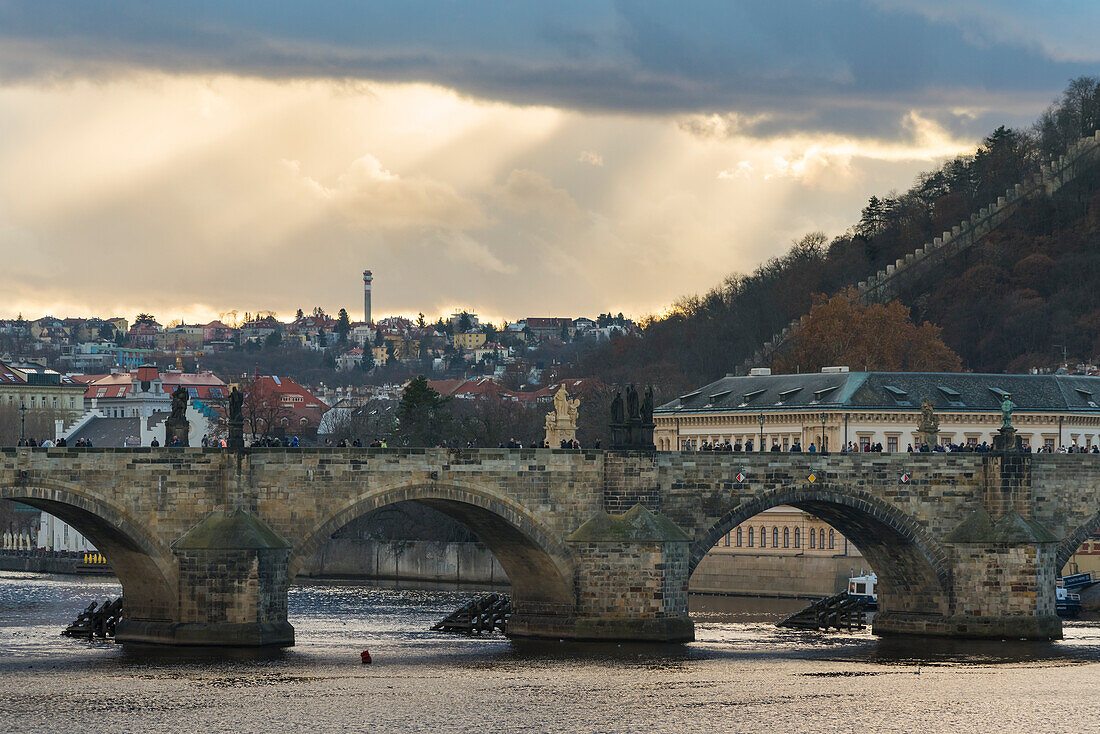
left=580, top=77, right=1100, bottom=390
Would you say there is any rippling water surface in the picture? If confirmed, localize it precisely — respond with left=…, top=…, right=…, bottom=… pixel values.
left=3, top=571, right=1099, bottom=733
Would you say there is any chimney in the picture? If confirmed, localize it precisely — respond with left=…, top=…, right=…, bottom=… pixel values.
left=363, top=270, right=373, bottom=325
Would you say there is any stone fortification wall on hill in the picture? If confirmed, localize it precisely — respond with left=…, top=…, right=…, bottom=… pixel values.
left=736, top=129, right=1100, bottom=375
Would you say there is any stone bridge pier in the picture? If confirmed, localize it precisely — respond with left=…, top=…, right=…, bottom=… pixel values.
left=2, top=448, right=1098, bottom=646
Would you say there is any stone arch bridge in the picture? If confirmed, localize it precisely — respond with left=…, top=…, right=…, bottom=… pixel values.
left=2, top=448, right=1098, bottom=646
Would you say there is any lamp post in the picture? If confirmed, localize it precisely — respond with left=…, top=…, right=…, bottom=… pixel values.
left=19, top=400, right=27, bottom=442
left=820, top=412, right=827, bottom=453
left=758, top=413, right=764, bottom=453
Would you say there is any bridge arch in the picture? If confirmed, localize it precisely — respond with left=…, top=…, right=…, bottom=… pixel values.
left=1057, top=509, right=1100, bottom=572
left=692, top=487, right=952, bottom=617
left=0, top=480, right=177, bottom=622
left=292, top=480, right=576, bottom=610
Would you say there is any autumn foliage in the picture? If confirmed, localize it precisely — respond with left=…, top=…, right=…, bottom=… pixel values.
left=773, top=288, right=962, bottom=373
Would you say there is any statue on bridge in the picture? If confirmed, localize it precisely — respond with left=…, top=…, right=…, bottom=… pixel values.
left=609, top=384, right=656, bottom=451
left=1000, top=394, right=1016, bottom=430
left=917, top=398, right=939, bottom=449
left=544, top=385, right=580, bottom=448
left=994, top=393, right=1022, bottom=451
left=227, top=386, right=245, bottom=450
left=165, top=386, right=190, bottom=447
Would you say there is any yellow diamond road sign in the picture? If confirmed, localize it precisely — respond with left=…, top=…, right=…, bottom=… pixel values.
left=807, top=473, right=817, bottom=484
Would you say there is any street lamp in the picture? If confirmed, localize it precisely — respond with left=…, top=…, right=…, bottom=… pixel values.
left=820, top=412, right=827, bottom=453
left=758, top=413, right=765, bottom=453
left=19, top=400, right=27, bottom=442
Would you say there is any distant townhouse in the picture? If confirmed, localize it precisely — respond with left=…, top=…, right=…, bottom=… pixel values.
left=239, top=316, right=283, bottom=344
left=336, top=348, right=365, bottom=371
left=453, top=331, right=487, bottom=350
left=127, top=321, right=162, bottom=347
left=156, top=324, right=204, bottom=351
left=0, top=359, right=86, bottom=428
left=473, top=343, right=509, bottom=362
left=523, top=317, right=574, bottom=341
left=201, top=320, right=236, bottom=345
left=245, top=375, right=330, bottom=439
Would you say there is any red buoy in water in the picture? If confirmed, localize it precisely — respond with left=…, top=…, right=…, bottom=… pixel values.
left=360, top=649, right=372, bottom=664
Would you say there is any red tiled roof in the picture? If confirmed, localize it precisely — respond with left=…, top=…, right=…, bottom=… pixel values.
left=524, top=317, right=572, bottom=329
left=77, top=370, right=228, bottom=401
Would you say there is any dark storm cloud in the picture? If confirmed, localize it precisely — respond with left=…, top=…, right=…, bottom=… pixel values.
left=0, top=1, right=1093, bottom=126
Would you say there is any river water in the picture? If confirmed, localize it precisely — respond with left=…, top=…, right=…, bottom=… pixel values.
left=2, top=571, right=1099, bottom=733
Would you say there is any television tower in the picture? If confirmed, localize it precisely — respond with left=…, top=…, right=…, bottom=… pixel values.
left=363, top=270, right=373, bottom=324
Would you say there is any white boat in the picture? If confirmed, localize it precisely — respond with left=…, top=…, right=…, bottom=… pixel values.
left=847, top=571, right=877, bottom=608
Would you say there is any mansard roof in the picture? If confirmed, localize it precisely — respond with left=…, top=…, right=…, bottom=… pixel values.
left=655, top=371, right=1100, bottom=415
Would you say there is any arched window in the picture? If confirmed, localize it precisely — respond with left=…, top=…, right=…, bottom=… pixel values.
left=810, top=528, right=816, bottom=549
left=829, top=529, right=835, bottom=549
left=736, top=527, right=743, bottom=547
left=783, top=527, right=790, bottom=548
left=772, top=527, right=779, bottom=548
left=724, top=532, right=730, bottom=547
left=760, top=526, right=767, bottom=548
left=794, top=527, right=800, bottom=548
left=747, top=527, right=754, bottom=547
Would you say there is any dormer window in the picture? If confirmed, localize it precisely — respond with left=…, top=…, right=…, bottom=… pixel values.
left=776, top=387, right=802, bottom=403
left=709, top=390, right=731, bottom=401
left=988, top=387, right=1010, bottom=400
left=937, top=385, right=966, bottom=407
left=740, top=388, right=766, bottom=405
left=883, top=385, right=910, bottom=405
left=813, top=385, right=838, bottom=402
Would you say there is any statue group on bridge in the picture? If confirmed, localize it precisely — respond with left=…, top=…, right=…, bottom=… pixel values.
left=609, top=384, right=655, bottom=450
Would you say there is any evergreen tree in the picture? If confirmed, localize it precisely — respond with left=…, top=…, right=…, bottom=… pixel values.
left=335, top=308, right=351, bottom=344
left=395, top=376, right=451, bottom=447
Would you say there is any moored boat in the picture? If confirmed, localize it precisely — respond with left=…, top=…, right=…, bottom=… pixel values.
left=847, top=571, right=877, bottom=609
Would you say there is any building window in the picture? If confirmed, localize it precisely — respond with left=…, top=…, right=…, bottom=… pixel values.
left=772, top=527, right=779, bottom=548
left=783, top=527, right=790, bottom=548
left=736, top=527, right=742, bottom=547
left=794, top=528, right=801, bottom=548
left=860, top=437, right=871, bottom=451
left=724, top=532, right=730, bottom=547
left=69, top=398, right=75, bottom=408
left=829, top=529, right=835, bottom=550
left=810, top=528, right=816, bottom=549
left=887, top=437, right=898, bottom=452
left=760, top=526, right=767, bottom=548
left=747, top=527, right=754, bottom=547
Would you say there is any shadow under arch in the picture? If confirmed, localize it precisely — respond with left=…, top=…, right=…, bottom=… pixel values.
left=1057, top=509, right=1100, bottom=572
left=691, top=487, right=952, bottom=617
left=1, top=481, right=177, bottom=623
left=292, top=481, right=575, bottom=611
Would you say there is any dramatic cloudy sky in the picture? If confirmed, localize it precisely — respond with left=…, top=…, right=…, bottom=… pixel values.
left=1, top=1, right=1097, bottom=324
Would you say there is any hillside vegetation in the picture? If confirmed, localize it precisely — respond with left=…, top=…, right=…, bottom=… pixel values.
left=581, top=78, right=1100, bottom=390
